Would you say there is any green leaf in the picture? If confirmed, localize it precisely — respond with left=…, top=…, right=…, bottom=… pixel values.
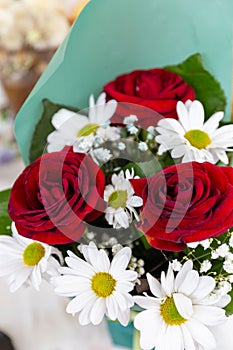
left=165, top=53, right=227, bottom=119
left=0, top=189, right=12, bottom=235
left=29, top=99, right=79, bottom=163
left=136, top=158, right=163, bottom=177
left=225, top=289, right=233, bottom=316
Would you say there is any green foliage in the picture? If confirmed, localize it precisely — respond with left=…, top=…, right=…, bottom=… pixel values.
left=165, top=53, right=227, bottom=119
left=29, top=99, right=79, bottom=163
left=135, top=159, right=162, bottom=177
left=225, top=289, right=233, bottom=316
left=0, top=189, right=12, bottom=235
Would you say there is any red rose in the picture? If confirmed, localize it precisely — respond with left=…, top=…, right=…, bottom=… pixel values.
left=131, top=162, right=233, bottom=252
left=104, top=68, right=195, bottom=127
left=8, top=149, right=105, bottom=244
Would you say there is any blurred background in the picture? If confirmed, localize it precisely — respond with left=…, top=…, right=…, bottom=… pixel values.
left=0, top=0, right=89, bottom=176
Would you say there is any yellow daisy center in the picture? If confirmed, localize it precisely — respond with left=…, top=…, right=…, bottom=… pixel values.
left=91, top=272, right=116, bottom=298
left=160, top=296, right=187, bottom=326
left=77, top=123, right=99, bottom=137
left=23, top=242, right=45, bottom=267
left=108, top=190, right=128, bottom=209
left=184, top=129, right=211, bottom=149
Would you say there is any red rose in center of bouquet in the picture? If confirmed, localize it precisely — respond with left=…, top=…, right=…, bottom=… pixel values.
left=104, top=68, right=195, bottom=127
left=131, top=162, right=233, bottom=251
left=8, top=149, right=105, bottom=244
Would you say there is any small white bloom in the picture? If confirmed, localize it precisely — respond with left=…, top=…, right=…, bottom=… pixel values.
left=147, top=126, right=156, bottom=140
left=138, top=142, right=148, bottom=152
left=137, top=267, right=145, bottom=277
left=118, top=142, right=126, bottom=151
left=47, top=93, right=117, bottom=153
left=108, top=237, right=118, bottom=247
left=134, top=261, right=227, bottom=350
left=200, top=239, right=212, bottom=250
left=147, top=126, right=155, bottom=135
left=112, top=244, right=123, bottom=255
left=0, top=223, right=62, bottom=292
left=216, top=243, right=230, bottom=258
left=226, top=253, right=233, bottom=261
left=73, top=134, right=95, bottom=153
left=127, top=125, right=139, bottom=135
left=96, top=126, right=121, bottom=142
left=187, top=241, right=199, bottom=249
left=86, top=232, right=95, bottom=240
left=91, top=148, right=112, bottom=164
left=223, top=259, right=233, bottom=274
left=228, top=275, right=233, bottom=283
left=137, top=259, right=145, bottom=267
left=200, top=260, right=212, bottom=273
left=54, top=242, right=137, bottom=326
left=229, top=235, right=233, bottom=248
left=216, top=281, right=232, bottom=295
left=123, top=115, right=138, bottom=125
left=156, top=100, right=233, bottom=164
left=104, top=172, right=143, bottom=229
left=211, top=250, right=219, bottom=259
left=171, top=259, right=182, bottom=272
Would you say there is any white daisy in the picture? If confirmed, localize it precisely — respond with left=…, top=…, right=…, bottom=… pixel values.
left=156, top=100, right=233, bottom=164
left=53, top=242, right=137, bottom=326
left=47, top=93, right=117, bottom=153
left=134, top=260, right=228, bottom=350
left=104, top=171, right=143, bottom=229
left=0, top=223, right=62, bottom=292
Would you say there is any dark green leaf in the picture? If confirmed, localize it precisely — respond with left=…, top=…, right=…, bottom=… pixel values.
left=165, top=53, right=226, bottom=119
left=225, top=289, right=233, bottom=315
left=0, top=189, right=12, bottom=235
left=29, top=99, right=79, bottom=163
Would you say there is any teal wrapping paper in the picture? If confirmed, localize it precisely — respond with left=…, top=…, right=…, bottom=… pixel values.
left=14, top=0, right=233, bottom=164
left=106, top=320, right=135, bottom=349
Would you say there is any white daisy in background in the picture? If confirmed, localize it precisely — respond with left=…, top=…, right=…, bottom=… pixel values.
left=156, top=100, right=233, bottom=164
left=47, top=92, right=118, bottom=153
left=53, top=242, right=137, bottom=326
left=0, top=223, right=62, bottom=292
left=104, top=171, right=143, bottom=229
left=134, top=260, right=228, bottom=350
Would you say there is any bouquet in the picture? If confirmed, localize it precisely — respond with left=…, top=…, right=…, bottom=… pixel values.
left=1, top=50, right=233, bottom=350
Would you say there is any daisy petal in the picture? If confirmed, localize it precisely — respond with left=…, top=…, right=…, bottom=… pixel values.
left=177, top=270, right=199, bottom=295
left=173, top=293, right=193, bottom=319
left=134, top=309, right=162, bottom=350
left=193, top=305, right=226, bottom=326
left=175, top=260, right=193, bottom=291
left=189, top=100, right=205, bottom=129
left=134, top=295, right=159, bottom=310
left=176, top=101, right=190, bottom=131
left=191, top=276, right=215, bottom=302
left=147, top=273, right=165, bottom=298
left=90, top=298, right=106, bottom=325
left=186, top=319, right=216, bottom=349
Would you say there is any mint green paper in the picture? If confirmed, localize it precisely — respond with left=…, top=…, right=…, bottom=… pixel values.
left=14, top=0, right=233, bottom=164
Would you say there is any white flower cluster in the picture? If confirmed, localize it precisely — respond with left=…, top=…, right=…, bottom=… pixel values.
left=0, top=0, right=70, bottom=50
left=47, top=93, right=120, bottom=165
left=186, top=233, right=233, bottom=293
